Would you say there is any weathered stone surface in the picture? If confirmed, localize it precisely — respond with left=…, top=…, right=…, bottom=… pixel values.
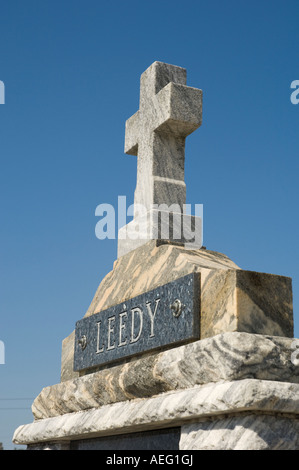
left=61, top=331, right=76, bottom=382
left=180, top=415, right=299, bottom=450
left=85, top=242, right=239, bottom=319
left=13, top=379, right=299, bottom=447
left=201, top=268, right=293, bottom=338
left=154, top=331, right=299, bottom=388
left=61, top=241, right=293, bottom=381
left=61, top=241, right=240, bottom=381
left=34, top=332, right=299, bottom=420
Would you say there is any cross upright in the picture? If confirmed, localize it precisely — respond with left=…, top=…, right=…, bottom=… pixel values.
left=125, top=61, right=202, bottom=218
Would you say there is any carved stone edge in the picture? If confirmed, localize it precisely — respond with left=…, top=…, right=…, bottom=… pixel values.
left=13, top=379, right=299, bottom=446
left=32, top=332, right=299, bottom=420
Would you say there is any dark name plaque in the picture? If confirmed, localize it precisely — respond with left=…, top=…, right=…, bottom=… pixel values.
left=70, top=427, right=181, bottom=450
left=74, top=273, right=200, bottom=372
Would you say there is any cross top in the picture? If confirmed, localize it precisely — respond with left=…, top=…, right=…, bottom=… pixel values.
left=125, top=61, right=202, bottom=216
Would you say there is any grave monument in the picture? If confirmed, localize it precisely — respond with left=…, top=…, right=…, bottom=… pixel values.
left=13, top=62, right=299, bottom=450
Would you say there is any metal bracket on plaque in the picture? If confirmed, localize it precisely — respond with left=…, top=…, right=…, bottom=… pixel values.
left=170, top=299, right=184, bottom=318
left=78, top=335, right=87, bottom=350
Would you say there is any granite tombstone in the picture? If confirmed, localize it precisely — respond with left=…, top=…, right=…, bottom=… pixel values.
left=13, top=62, right=299, bottom=451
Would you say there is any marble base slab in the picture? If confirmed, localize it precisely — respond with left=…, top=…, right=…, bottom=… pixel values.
left=13, top=379, right=299, bottom=449
left=180, top=414, right=299, bottom=450
left=32, top=332, right=299, bottom=421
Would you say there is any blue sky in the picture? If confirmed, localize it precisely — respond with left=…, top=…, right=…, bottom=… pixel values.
left=0, top=0, right=298, bottom=449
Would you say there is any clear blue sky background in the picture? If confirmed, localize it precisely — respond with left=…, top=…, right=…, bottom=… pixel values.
left=0, top=0, right=298, bottom=450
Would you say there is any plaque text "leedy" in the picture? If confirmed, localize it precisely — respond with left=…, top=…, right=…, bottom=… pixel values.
left=74, top=273, right=200, bottom=371
left=96, top=299, right=160, bottom=353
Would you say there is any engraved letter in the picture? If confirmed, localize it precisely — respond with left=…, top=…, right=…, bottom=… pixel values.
left=130, top=307, right=143, bottom=343
left=119, top=311, right=128, bottom=347
left=146, top=298, right=160, bottom=337
left=107, top=316, right=116, bottom=350
left=96, top=321, right=104, bottom=353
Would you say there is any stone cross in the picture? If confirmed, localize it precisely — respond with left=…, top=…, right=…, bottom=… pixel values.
left=118, top=62, right=203, bottom=257
left=125, top=61, right=202, bottom=217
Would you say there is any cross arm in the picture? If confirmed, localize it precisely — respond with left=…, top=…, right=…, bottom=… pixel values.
left=154, top=83, right=202, bottom=137
left=124, top=110, right=139, bottom=156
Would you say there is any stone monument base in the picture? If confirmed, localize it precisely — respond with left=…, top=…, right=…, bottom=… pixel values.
left=15, top=379, right=299, bottom=450
left=13, top=332, right=299, bottom=450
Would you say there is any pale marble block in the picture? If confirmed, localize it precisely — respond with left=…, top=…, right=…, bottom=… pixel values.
left=180, top=415, right=299, bottom=450
left=33, top=332, right=298, bottom=420
left=201, top=268, right=293, bottom=338
left=13, top=379, right=299, bottom=448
